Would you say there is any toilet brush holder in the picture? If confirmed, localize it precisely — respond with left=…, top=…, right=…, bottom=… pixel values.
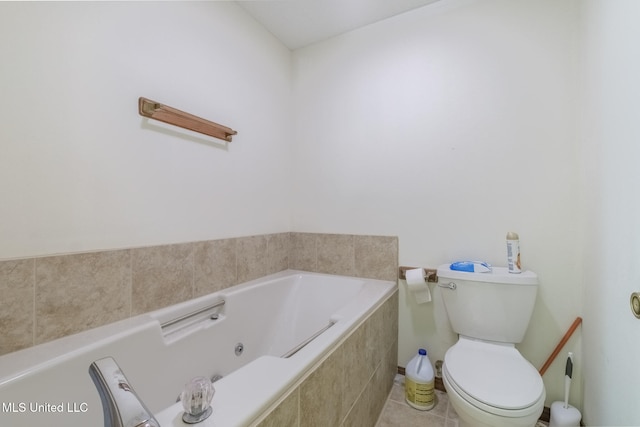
left=549, top=401, right=581, bottom=427
left=549, top=352, right=581, bottom=427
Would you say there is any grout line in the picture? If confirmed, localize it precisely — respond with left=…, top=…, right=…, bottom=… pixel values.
left=32, top=258, right=36, bottom=346
left=128, top=249, right=133, bottom=317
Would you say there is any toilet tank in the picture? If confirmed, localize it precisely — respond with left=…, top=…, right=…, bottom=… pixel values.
left=437, top=264, right=538, bottom=344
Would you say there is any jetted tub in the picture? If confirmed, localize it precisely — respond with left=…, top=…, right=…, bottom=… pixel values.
left=0, top=270, right=396, bottom=426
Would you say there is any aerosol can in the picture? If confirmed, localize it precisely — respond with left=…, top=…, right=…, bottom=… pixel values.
left=506, top=232, right=521, bottom=273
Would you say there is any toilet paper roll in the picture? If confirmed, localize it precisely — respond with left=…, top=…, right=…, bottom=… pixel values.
left=405, top=268, right=432, bottom=304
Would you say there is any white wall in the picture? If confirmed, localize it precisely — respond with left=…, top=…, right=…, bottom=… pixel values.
left=292, top=0, right=583, bottom=407
left=0, top=2, right=292, bottom=259
left=580, top=1, right=640, bottom=425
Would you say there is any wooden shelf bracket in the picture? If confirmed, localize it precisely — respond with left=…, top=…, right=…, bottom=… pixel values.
left=138, top=97, right=237, bottom=142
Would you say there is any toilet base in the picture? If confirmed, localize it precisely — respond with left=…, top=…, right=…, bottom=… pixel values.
left=458, top=417, right=495, bottom=427
left=450, top=397, right=540, bottom=427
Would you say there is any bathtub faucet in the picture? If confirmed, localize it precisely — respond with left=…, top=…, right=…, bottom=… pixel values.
left=89, top=357, right=160, bottom=427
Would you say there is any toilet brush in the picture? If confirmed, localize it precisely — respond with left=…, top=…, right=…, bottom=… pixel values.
left=563, top=352, right=573, bottom=409
left=549, top=352, right=582, bottom=427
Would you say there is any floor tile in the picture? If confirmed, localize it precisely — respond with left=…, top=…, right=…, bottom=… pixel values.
left=376, top=375, right=458, bottom=427
left=376, top=374, right=550, bottom=427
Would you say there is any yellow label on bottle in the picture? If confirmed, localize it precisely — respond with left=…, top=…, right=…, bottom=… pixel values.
left=405, top=377, right=435, bottom=408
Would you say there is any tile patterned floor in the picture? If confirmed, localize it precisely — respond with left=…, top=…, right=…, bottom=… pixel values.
left=376, top=374, right=550, bottom=427
left=376, top=375, right=459, bottom=427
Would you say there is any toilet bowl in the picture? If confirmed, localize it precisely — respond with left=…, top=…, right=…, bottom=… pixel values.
left=436, top=264, right=545, bottom=427
left=443, top=337, right=545, bottom=427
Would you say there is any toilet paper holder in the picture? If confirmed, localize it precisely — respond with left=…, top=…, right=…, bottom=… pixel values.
left=398, top=266, right=438, bottom=283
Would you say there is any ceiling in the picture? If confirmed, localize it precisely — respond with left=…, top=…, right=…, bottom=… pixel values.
left=237, top=0, right=442, bottom=50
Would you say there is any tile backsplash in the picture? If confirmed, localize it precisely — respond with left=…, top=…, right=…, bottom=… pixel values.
left=0, top=232, right=398, bottom=356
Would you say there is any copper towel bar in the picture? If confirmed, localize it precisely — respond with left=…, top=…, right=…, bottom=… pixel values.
left=138, top=97, right=237, bottom=142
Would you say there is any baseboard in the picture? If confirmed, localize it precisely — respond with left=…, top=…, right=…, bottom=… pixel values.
left=540, top=406, right=550, bottom=422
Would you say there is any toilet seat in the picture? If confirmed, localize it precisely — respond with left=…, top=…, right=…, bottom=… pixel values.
left=444, top=337, right=544, bottom=417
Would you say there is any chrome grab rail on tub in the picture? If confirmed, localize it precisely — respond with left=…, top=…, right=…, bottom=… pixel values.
left=281, top=321, right=336, bottom=359
left=161, top=299, right=225, bottom=330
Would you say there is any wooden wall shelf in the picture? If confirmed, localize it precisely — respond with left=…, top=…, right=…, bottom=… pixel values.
left=138, top=97, right=237, bottom=142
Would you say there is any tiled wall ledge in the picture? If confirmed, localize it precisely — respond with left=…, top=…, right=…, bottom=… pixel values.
left=0, top=232, right=398, bottom=356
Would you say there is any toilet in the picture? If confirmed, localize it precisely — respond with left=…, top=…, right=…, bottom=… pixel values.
left=437, top=264, right=545, bottom=427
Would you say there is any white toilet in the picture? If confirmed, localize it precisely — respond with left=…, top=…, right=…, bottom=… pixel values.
left=437, top=264, right=545, bottom=427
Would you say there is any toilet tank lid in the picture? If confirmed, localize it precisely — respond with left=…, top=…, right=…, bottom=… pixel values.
left=437, top=264, right=538, bottom=285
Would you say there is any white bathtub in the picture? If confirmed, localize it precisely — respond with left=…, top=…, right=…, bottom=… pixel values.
left=0, top=270, right=396, bottom=427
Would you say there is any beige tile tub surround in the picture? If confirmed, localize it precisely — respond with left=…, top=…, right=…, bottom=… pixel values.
left=36, top=250, right=131, bottom=343
left=131, top=243, right=193, bottom=315
left=193, top=238, right=237, bottom=297
left=290, top=233, right=398, bottom=282
left=354, top=235, right=398, bottom=281
left=255, top=290, right=399, bottom=427
left=0, top=232, right=398, bottom=355
left=0, top=259, right=34, bottom=354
